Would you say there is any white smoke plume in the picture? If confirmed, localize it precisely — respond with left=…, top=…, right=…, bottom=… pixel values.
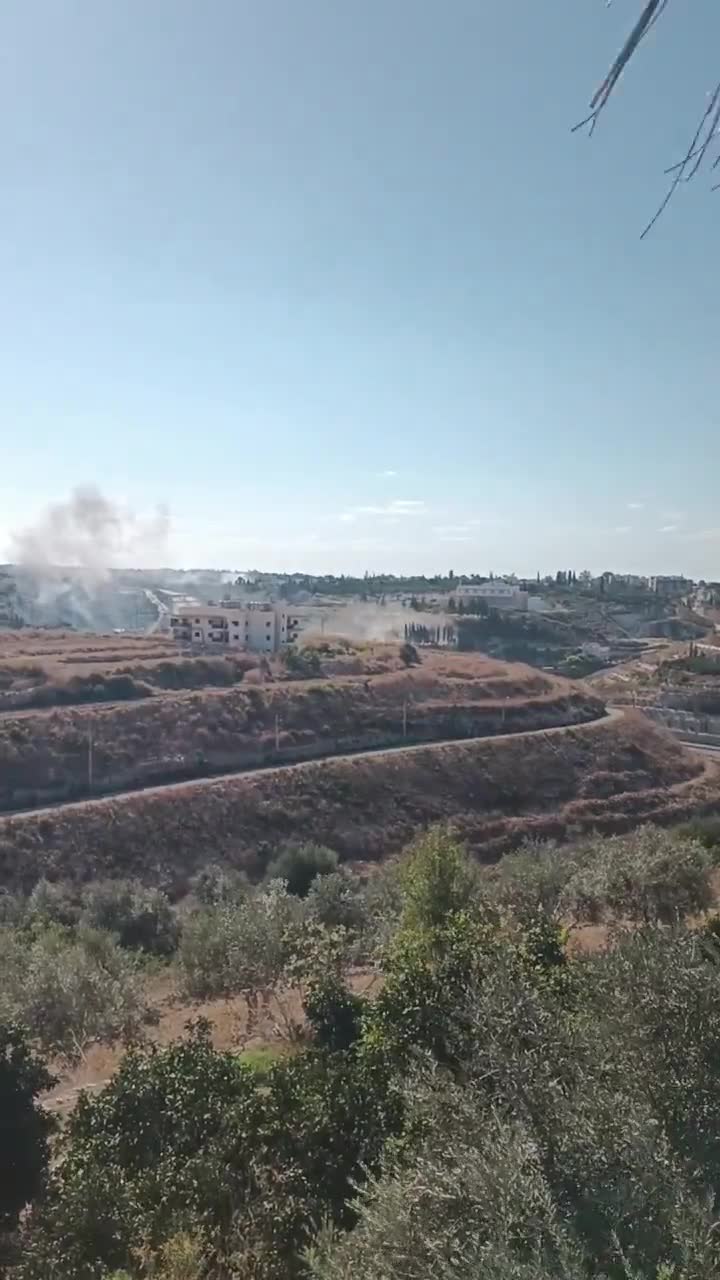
left=306, top=602, right=453, bottom=645
left=11, top=486, right=170, bottom=577
left=9, top=487, right=170, bottom=630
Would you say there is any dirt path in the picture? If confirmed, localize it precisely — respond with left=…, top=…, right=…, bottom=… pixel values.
left=2, top=706, right=623, bottom=823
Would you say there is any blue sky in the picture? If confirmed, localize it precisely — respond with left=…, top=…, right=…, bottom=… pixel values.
left=2, top=1, right=719, bottom=577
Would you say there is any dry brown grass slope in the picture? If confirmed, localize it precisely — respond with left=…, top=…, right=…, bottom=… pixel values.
left=0, top=711, right=716, bottom=895
left=0, top=653, right=602, bottom=810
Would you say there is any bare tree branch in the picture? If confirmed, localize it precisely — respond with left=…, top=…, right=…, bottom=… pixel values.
left=572, top=0, right=670, bottom=137
left=575, top=1, right=720, bottom=234
left=640, top=82, right=720, bottom=238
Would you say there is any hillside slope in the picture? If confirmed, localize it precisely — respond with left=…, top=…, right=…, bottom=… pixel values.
left=0, top=712, right=715, bottom=894
left=0, top=656, right=601, bottom=811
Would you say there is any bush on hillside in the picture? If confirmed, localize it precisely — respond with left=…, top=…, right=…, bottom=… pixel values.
left=676, top=813, right=720, bottom=854
left=0, top=925, right=147, bottom=1061
left=188, top=863, right=249, bottom=906
left=481, top=840, right=576, bottom=922
left=281, top=646, right=323, bottom=678
left=267, top=843, right=339, bottom=898
left=23, top=673, right=155, bottom=709
left=25, top=879, right=81, bottom=930
left=81, top=880, right=179, bottom=956
left=399, top=828, right=479, bottom=935
left=179, top=881, right=300, bottom=1000
left=305, top=869, right=369, bottom=936
left=123, top=655, right=255, bottom=692
left=565, top=827, right=713, bottom=925
left=484, top=827, right=714, bottom=927
left=399, top=642, right=419, bottom=668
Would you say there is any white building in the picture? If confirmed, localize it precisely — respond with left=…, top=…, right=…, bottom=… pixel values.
left=649, top=575, right=691, bottom=597
left=170, top=602, right=300, bottom=654
left=455, top=582, right=529, bottom=612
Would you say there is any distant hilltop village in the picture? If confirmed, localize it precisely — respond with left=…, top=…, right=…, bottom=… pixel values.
left=1, top=566, right=715, bottom=675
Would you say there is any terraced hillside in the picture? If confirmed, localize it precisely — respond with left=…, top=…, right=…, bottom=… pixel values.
left=0, top=650, right=601, bottom=811
left=0, top=710, right=716, bottom=894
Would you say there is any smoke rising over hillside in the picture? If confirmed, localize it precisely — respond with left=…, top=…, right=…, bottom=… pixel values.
left=7, top=488, right=170, bottom=630
left=11, top=487, right=170, bottom=576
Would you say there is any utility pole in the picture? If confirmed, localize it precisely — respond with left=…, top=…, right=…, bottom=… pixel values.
left=87, top=725, right=94, bottom=794
left=402, top=699, right=407, bottom=739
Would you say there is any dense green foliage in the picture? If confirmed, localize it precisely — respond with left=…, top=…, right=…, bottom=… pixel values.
left=5, top=823, right=720, bottom=1276
left=266, top=844, right=339, bottom=899
left=0, top=1024, right=55, bottom=1235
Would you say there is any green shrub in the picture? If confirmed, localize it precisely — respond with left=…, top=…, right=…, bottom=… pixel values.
left=675, top=813, right=720, bottom=854
left=188, top=863, right=249, bottom=906
left=179, top=882, right=299, bottom=1000
left=267, top=844, right=339, bottom=898
left=564, top=827, right=713, bottom=925
left=17, top=1022, right=401, bottom=1279
left=281, top=646, right=323, bottom=678
left=399, top=828, right=478, bottom=935
left=0, top=925, right=147, bottom=1061
left=306, top=869, right=368, bottom=935
left=482, top=839, right=578, bottom=922
left=304, top=977, right=364, bottom=1052
left=485, top=827, right=714, bottom=928
left=399, top=642, right=419, bottom=667
left=26, top=878, right=81, bottom=929
left=81, top=880, right=179, bottom=956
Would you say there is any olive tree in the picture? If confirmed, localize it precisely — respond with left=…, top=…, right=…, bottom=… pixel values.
left=0, top=925, right=147, bottom=1062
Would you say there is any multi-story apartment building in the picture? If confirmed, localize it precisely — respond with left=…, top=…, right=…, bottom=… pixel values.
left=170, top=602, right=300, bottom=654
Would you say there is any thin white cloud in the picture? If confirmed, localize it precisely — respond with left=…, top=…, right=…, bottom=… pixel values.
left=627, top=502, right=645, bottom=511
left=682, top=528, right=720, bottom=542
left=614, top=525, right=632, bottom=535
left=659, top=524, right=678, bottom=534
left=433, top=524, right=474, bottom=540
left=339, top=499, right=426, bottom=523
left=377, top=469, right=398, bottom=479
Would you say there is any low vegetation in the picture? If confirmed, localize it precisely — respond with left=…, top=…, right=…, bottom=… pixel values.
left=3, top=823, right=720, bottom=1276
